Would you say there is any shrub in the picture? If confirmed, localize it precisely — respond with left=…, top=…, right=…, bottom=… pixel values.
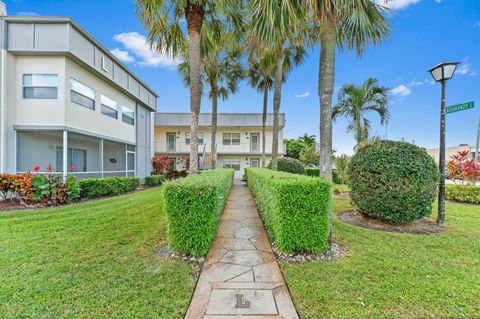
left=349, top=141, right=439, bottom=224
left=79, top=177, right=139, bottom=198
left=268, top=157, right=305, bottom=175
left=305, top=168, right=341, bottom=185
left=246, top=168, right=331, bottom=253
left=162, top=169, right=234, bottom=256
left=151, top=156, right=173, bottom=175
left=305, top=168, right=320, bottom=177
left=446, top=185, right=480, bottom=204
left=144, top=175, right=165, bottom=187
left=334, top=154, right=351, bottom=184
left=447, top=150, right=480, bottom=185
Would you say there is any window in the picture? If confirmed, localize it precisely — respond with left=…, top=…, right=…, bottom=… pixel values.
left=55, top=147, right=87, bottom=172
left=222, top=133, right=241, bottom=145
left=223, top=159, right=241, bottom=171
left=101, top=95, right=118, bottom=119
left=71, top=78, right=95, bottom=110
left=186, top=132, right=204, bottom=145
left=23, top=74, right=58, bottom=99
left=122, top=106, right=135, bottom=125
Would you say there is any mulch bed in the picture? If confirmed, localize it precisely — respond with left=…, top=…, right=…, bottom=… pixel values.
left=338, top=210, right=445, bottom=235
left=273, top=241, right=349, bottom=264
left=0, top=199, right=33, bottom=212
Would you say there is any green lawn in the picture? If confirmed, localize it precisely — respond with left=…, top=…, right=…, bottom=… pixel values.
left=283, top=197, right=480, bottom=319
left=0, top=188, right=197, bottom=319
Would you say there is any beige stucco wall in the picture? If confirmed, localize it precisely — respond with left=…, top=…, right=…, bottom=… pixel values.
left=65, top=59, right=136, bottom=143
left=427, top=146, right=474, bottom=166
left=153, top=126, right=284, bottom=155
left=13, top=56, right=67, bottom=126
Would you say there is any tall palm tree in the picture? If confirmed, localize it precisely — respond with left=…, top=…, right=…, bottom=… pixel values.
left=305, top=0, right=390, bottom=180
left=136, top=0, right=241, bottom=173
left=299, top=133, right=316, bottom=146
left=249, top=0, right=305, bottom=170
left=178, top=24, right=244, bottom=169
left=247, top=54, right=274, bottom=167
left=247, top=48, right=305, bottom=167
left=333, top=78, right=390, bottom=149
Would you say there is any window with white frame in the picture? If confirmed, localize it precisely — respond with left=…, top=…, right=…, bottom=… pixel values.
left=185, top=132, right=204, bottom=145
left=223, top=158, right=241, bottom=171
left=222, top=133, right=240, bottom=145
left=122, top=106, right=135, bottom=125
left=71, top=78, right=95, bottom=110
left=100, top=95, right=118, bottom=119
left=23, top=74, right=58, bottom=99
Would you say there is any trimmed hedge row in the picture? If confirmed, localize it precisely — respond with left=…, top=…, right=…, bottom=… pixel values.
left=79, top=177, right=140, bottom=198
left=305, top=168, right=341, bottom=184
left=446, top=185, right=480, bottom=204
left=245, top=168, right=331, bottom=253
left=162, top=169, right=234, bottom=256
left=144, top=175, right=165, bottom=187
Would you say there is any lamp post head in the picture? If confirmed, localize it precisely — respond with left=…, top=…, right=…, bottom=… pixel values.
left=428, top=61, right=461, bottom=83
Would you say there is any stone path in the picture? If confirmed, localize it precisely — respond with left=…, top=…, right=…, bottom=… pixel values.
left=185, top=181, right=299, bottom=319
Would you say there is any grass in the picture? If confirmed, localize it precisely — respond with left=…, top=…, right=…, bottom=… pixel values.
left=0, top=187, right=198, bottom=319
left=282, top=197, right=480, bottom=318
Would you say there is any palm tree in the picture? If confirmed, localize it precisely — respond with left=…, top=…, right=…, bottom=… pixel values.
left=333, top=78, right=390, bottom=149
left=247, top=54, right=274, bottom=167
left=247, top=48, right=305, bottom=167
left=305, top=0, right=390, bottom=180
left=178, top=22, right=244, bottom=169
left=249, top=0, right=305, bottom=169
left=299, top=133, right=316, bottom=146
left=136, top=0, right=241, bottom=173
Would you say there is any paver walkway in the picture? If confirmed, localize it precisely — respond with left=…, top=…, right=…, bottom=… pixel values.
left=185, top=180, right=299, bottom=319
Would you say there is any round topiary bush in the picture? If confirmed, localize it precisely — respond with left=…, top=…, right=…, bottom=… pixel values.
left=268, top=157, right=305, bottom=175
left=348, top=140, right=440, bottom=224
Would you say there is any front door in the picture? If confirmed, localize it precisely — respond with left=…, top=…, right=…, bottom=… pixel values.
left=250, top=158, right=260, bottom=168
left=250, top=133, right=260, bottom=152
left=166, top=132, right=176, bottom=152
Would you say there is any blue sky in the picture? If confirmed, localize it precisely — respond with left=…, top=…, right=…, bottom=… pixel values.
left=6, top=0, right=480, bottom=155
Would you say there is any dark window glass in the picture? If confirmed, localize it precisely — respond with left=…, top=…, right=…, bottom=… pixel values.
left=71, top=91, right=95, bottom=110
left=23, top=87, right=58, bottom=99
left=101, top=104, right=118, bottom=119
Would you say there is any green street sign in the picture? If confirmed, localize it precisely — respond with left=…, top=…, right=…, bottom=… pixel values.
left=446, top=101, right=475, bottom=114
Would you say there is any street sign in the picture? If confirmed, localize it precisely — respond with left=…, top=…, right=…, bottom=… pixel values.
left=446, top=101, right=474, bottom=114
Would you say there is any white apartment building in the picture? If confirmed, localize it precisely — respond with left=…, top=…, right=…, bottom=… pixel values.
left=154, top=113, right=286, bottom=178
left=427, top=144, right=477, bottom=166
left=0, top=5, right=157, bottom=179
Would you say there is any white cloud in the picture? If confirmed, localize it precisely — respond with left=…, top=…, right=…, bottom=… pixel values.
left=408, top=80, right=424, bottom=87
left=110, top=48, right=135, bottom=63
left=112, top=32, right=181, bottom=68
left=375, top=0, right=421, bottom=10
left=457, top=57, right=477, bottom=76
left=391, top=84, right=411, bottom=96
left=295, top=91, right=310, bottom=98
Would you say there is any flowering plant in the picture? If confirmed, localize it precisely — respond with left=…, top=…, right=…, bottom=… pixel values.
left=447, top=150, right=480, bottom=185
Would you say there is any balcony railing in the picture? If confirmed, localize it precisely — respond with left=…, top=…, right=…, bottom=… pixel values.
left=154, top=142, right=285, bottom=154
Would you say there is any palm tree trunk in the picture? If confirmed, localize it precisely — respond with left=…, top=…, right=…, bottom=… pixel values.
left=319, top=20, right=336, bottom=244
left=318, top=20, right=335, bottom=181
left=186, top=7, right=204, bottom=174
left=271, top=52, right=284, bottom=170
left=355, top=116, right=362, bottom=149
left=211, top=86, right=218, bottom=169
left=262, top=84, right=268, bottom=167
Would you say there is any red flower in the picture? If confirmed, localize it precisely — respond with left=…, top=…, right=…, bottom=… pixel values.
left=69, top=165, right=75, bottom=172
left=33, top=165, right=40, bottom=172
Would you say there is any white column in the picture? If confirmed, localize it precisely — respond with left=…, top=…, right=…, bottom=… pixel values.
left=125, top=144, right=128, bottom=177
left=62, top=130, right=68, bottom=180
left=100, top=138, right=104, bottom=178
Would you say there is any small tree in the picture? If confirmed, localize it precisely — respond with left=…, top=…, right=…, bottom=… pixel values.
left=300, top=144, right=319, bottom=166
left=151, top=156, right=173, bottom=175
left=334, top=154, right=351, bottom=184
left=284, top=139, right=306, bottom=159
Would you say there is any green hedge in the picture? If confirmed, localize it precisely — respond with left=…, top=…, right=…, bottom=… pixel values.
left=79, top=177, right=140, bottom=198
left=305, top=168, right=341, bottom=184
left=144, top=175, right=165, bottom=187
left=246, top=168, right=331, bottom=253
left=162, top=169, right=234, bottom=256
left=349, top=141, right=439, bottom=224
left=446, top=185, right=480, bottom=204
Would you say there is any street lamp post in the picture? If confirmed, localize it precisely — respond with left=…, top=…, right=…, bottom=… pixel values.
left=428, top=61, right=460, bottom=225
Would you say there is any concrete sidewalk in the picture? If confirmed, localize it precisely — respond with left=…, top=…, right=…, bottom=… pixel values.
left=185, top=180, right=299, bottom=319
